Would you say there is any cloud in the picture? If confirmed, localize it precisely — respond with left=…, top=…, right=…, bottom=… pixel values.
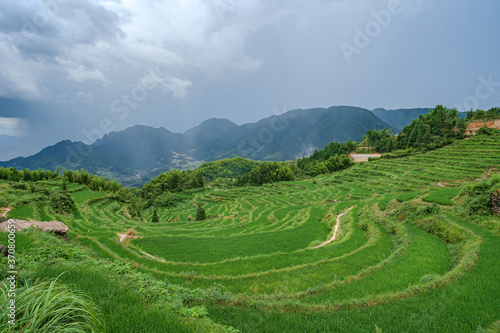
left=66, top=65, right=110, bottom=85
left=0, top=37, right=48, bottom=100
left=0, top=117, right=28, bottom=137
left=161, top=76, right=193, bottom=100
left=0, top=0, right=289, bottom=103
left=139, top=70, right=192, bottom=99
left=76, top=91, right=94, bottom=104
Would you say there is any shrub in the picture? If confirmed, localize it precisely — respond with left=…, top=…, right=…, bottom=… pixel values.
left=196, top=204, right=206, bottom=221
left=459, top=175, right=500, bottom=216
left=416, top=204, right=440, bottom=216
left=477, top=127, right=499, bottom=136
left=152, top=209, right=159, bottom=223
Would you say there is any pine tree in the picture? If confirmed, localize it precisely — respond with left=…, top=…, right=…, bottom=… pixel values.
left=152, top=210, right=159, bottom=223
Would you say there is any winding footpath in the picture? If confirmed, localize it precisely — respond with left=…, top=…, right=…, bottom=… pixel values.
left=312, top=206, right=354, bottom=249
left=117, top=232, right=166, bottom=262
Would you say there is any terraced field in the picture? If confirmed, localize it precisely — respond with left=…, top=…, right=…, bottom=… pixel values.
left=5, top=133, right=500, bottom=332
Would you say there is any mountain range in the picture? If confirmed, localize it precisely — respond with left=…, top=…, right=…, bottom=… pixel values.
left=0, top=105, right=432, bottom=186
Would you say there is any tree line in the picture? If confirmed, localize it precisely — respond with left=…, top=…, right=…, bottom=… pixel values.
left=0, top=167, right=58, bottom=182
left=465, top=107, right=500, bottom=121
left=62, top=168, right=122, bottom=192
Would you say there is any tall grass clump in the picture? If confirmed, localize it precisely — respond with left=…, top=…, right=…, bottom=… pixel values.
left=0, top=277, right=105, bottom=333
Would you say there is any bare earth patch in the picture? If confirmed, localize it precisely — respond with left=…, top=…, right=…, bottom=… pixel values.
left=0, top=206, right=12, bottom=218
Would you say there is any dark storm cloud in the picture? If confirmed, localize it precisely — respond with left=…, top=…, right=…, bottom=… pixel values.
left=0, top=0, right=499, bottom=160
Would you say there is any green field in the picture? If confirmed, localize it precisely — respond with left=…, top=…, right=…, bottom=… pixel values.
left=1, top=133, right=499, bottom=332
left=422, top=187, right=462, bottom=206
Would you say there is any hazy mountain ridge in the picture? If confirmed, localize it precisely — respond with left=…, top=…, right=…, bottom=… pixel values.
left=371, top=108, right=431, bottom=131
left=0, top=106, right=431, bottom=186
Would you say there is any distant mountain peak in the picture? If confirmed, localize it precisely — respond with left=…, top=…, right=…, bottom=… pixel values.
left=184, top=118, right=237, bottom=136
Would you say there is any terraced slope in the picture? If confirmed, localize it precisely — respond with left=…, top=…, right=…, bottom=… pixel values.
left=5, top=133, right=500, bottom=332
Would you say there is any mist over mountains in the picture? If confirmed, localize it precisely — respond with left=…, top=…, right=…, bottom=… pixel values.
left=0, top=106, right=431, bottom=186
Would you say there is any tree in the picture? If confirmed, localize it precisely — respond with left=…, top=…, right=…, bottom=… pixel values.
left=152, top=210, right=159, bottom=223
left=8, top=167, right=21, bottom=182
left=22, top=168, right=31, bottom=181
left=0, top=167, right=8, bottom=180
left=196, top=204, right=206, bottom=221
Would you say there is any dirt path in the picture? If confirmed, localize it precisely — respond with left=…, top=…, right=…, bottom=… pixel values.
left=478, top=167, right=496, bottom=181
left=139, top=250, right=166, bottom=262
left=312, top=206, right=354, bottom=249
left=0, top=206, right=12, bottom=219
left=116, top=232, right=166, bottom=262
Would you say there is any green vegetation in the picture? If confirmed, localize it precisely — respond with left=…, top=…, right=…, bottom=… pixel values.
left=362, top=129, right=396, bottom=153
left=297, top=141, right=357, bottom=173
left=458, top=175, right=500, bottom=216
left=235, top=161, right=297, bottom=186
left=0, top=277, right=105, bottom=332
left=364, top=105, right=467, bottom=155
left=422, top=187, right=461, bottom=206
left=378, top=193, right=396, bottom=211
left=0, top=166, right=57, bottom=182
left=7, top=205, right=34, bottom=220
left=0, top=112, right=499, bottom=332
left=195, top=204, right=206, bottom=221
left=197, top=158, right=262, bottom=182
left=62, top=168, right=122, bottom=193
left=466, top=107, right=500, bottom=120
left=396, top=192, right=418, bottom=202
left=152, top=209, right=159, bottom=223
left=139, top=169, right=204, bottom=209
left=71, top=190, right=105, bottom=204
left=397, top=105, right=466, bottom=150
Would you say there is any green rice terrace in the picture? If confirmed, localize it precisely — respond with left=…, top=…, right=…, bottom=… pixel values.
left=1, top=132, right=500, bottom=332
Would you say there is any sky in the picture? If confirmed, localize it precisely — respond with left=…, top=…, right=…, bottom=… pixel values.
left=0, top=0, right=499, bottom=160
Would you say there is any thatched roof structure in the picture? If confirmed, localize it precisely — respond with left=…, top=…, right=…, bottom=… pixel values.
left=0, top=219, right=69, bottom=239
left=349, top=153, right=381, bottom=162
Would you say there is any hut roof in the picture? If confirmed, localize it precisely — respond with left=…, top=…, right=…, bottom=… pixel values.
left=0, top=219, right=69, bottom=233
